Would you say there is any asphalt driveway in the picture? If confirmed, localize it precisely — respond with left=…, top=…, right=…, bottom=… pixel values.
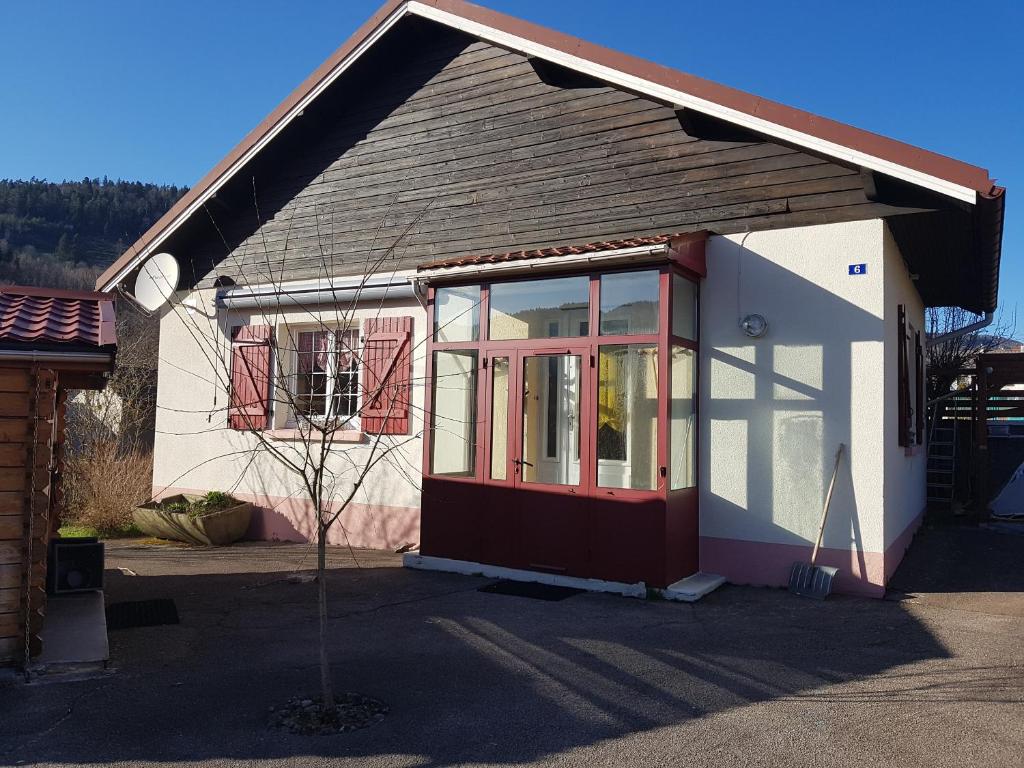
left=2, top=524, right=1023, bottom=768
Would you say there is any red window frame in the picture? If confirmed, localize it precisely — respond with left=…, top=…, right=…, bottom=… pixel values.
left=422, top=263, right=700, bottom=502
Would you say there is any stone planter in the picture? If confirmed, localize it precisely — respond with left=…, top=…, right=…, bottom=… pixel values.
left=132, top=494, right=253, bottom=546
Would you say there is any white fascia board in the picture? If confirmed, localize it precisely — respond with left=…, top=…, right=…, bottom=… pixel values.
left=98, top=4, right=414, bottom=293
left=408, top=2, right=979, bottom=206
left=415, top=243, right=669, bottom=283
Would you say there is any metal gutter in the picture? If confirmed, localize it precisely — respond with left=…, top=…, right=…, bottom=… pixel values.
left=926, top=311, right=995, bottom=349
left=216, top=274, right=415, bottom=310
left=0, top=349, right=114, bottom=364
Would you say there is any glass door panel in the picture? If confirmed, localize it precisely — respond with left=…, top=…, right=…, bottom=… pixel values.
left=489, top=356, right=510, bottom=480
left=597, top=344, right=659, bottom=490
left=520, top=354, right=581, bottom=486
left=430, top=350, right=479, bottom=477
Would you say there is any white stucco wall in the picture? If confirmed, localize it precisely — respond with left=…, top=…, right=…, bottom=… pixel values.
left=152, top=286, right=427, bottom=548
left=700, top=220, right=889, bottom=555
left=151, top=218, right=925, bottom=577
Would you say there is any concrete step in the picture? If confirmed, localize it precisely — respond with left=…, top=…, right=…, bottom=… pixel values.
left=32, top=591, right=108, bottom=676
left=661, top=573, right=727, bottom=602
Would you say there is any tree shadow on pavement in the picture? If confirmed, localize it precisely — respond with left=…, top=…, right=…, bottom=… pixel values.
left=2, top=539, right=1021, bottom=766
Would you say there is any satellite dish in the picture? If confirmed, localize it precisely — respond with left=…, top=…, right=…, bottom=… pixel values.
left=133, top=252, right=180, bottom=312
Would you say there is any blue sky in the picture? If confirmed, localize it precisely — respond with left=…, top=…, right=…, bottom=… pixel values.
left=1, top=1, right=1020, bottom=321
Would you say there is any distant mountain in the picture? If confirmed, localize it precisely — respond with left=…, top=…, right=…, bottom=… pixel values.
left=982, top=335, right=1024, bottom=353
left=0, top=178, right=187, bottom=289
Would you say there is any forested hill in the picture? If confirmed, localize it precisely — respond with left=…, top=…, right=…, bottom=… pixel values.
left=0, top=178, right=186, bottom=288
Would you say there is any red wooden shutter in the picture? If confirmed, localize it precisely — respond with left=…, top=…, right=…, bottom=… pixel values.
left=362, top=316, right=413, bottom=435
left=228, top=325, right=272, bottom=431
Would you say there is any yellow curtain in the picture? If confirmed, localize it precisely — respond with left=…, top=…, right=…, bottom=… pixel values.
left=598, top=351, right=622, bottom=432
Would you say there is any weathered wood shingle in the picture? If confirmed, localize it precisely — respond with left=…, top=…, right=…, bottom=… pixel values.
left=174, top=21, right=933, bottom=288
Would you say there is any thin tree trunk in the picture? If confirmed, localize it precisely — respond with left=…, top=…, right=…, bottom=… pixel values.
left=318, top=518, right=335, bottom=710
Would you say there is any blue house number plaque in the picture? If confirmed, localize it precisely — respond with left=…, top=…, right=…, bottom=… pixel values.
left=848, top=263, right=867, bottom=275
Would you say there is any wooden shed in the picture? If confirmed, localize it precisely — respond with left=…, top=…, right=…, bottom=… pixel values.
left=0, top=286, right=116, bottom=670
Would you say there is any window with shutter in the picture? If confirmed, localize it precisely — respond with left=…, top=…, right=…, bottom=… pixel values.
left=362, top=317, right=413, bottom=435
left=228, top=325, right=272, bottom=431
left=915, top=330, right=924, bottom=444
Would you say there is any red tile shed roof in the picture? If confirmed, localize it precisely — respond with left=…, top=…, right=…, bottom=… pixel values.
left=418, top=234, right=682, bottom=270
left=0, top=286, right=117, bottom=348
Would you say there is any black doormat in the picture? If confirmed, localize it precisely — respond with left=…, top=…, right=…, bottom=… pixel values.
left=106, top=599, right=180, bottom=630
left=478, top=580, right=584, bottom=601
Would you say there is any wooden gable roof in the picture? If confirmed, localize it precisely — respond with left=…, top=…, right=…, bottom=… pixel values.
left=96, top=0, right=1004, bottom=313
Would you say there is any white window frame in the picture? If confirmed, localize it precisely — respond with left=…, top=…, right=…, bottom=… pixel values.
left=286, top=326, right=361, bottom=430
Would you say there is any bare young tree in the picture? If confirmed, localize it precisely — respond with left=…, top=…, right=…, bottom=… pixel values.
left=153, top=192, right=471, bottom=720
left=926, top=306, right=1018, bottom=400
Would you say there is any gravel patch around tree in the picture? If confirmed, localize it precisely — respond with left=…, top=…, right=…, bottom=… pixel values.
left=269, top=694, right=389, bottom=736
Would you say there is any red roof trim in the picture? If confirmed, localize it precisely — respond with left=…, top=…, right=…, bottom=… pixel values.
left=1, top=284, right=114, bottom=301
left=95, top=0, right=1000, bottom=293
left=418, top=0, right=995, bottom=195
left=419, top=233, right=683, bottom=270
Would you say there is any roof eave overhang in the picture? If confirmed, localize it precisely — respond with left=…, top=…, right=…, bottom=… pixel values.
left=97, top=0, right=997, bottom=296
left=975, top=186, right=1005, bottom=314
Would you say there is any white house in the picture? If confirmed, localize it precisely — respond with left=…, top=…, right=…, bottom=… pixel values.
left=97, top=0, right=1005, bottom=597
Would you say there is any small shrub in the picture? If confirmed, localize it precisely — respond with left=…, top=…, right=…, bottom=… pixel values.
left=62, top=442, right=152, bottom=534
left=199, top=491, right=233, bottom=510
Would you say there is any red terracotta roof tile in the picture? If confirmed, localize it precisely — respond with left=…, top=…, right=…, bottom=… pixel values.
left=418, top=233, right=682, bottom=271
left=0, top=286, right=117, bottom=348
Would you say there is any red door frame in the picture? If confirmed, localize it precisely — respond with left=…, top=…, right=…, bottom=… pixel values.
left=422, top=263, right=700, bottom=501
left=482, top=347, right=516, bottom=488
left=513, top=345, right=592, bottom=496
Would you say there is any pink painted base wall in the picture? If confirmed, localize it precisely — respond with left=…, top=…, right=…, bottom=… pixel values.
left=700, top=507, right=926, bottom=598
left=157, top=487, right=925, bottom=597
left=156, top=486, right=420, bottom=551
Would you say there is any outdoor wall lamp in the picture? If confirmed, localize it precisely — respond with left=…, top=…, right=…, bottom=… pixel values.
left=740, top=314, right=769, bottom=338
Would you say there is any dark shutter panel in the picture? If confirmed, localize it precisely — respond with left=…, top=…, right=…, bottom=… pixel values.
left=897, top=305, right=908, bottom=447
left=362, top=317, right=413, bottom=435
left=228, top=325, right=272, bottom=431
left=915, top=329, right=925, bottom=444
